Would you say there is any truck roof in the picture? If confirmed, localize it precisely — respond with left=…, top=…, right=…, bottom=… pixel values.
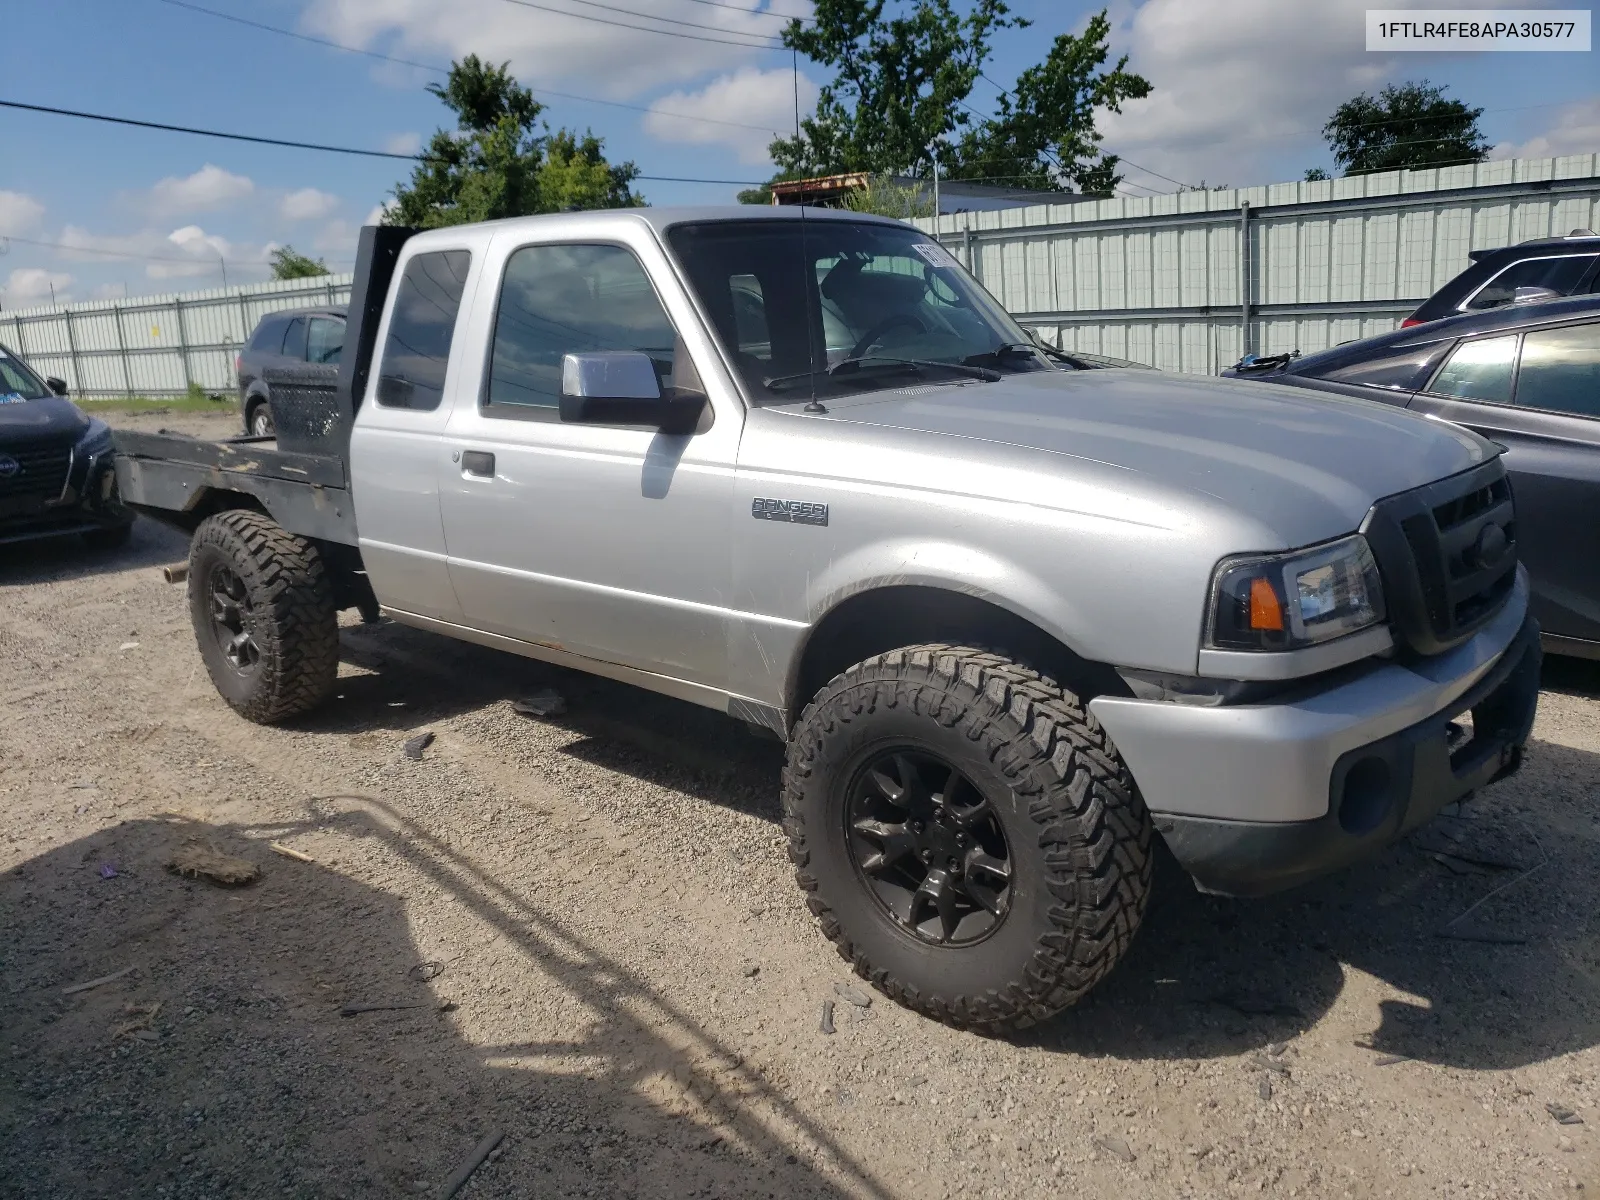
left=401, top=204, right=911, bottom=250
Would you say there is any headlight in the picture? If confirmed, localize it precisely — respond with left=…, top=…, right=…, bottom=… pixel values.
left=77, top=418, right=114, bottom=455
left=1206, top=534, right=1385, bottom=651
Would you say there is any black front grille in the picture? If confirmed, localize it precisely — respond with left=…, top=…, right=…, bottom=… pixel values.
left=1363, top=459, right=1518, bottom=656
left=0, top=440, right=72, bottom=510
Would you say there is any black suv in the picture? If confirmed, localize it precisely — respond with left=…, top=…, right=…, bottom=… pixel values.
left=1226, top=294, right=1600, bottom=658
left=1402, top=231, right=1600, bottom=327
left=237, top=307, right=345, bottom=436
left=0, top=344, right=134, bottom=549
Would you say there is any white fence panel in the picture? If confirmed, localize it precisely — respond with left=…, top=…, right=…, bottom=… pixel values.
left=0, top=274, right=354, bottom=399
left=921, top=154, right=1600, bottom=373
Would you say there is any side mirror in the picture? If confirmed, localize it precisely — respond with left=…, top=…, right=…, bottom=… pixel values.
left=45, top=377, right=68, bottom=397
left=1512, top=286, right=1561, bottom=305
left=559, top=351, right=667, bottom=425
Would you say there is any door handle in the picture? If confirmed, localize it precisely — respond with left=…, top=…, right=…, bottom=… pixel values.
left=461, top=450, right=495, bottom=478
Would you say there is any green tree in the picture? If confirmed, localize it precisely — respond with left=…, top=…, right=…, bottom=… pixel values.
left=268, top=245, right=329, bottom=279
left=765, top=4, right=1147, bottom=197
left=771, top=0, right=1023, bottom=179
left=1303, top=167, right=1331, bottom=182
left=1323, top=81, right=1489, bottom=176
left=948, top=11, right=1149, bottom=194
left=388, top=55, right=641, bottom=228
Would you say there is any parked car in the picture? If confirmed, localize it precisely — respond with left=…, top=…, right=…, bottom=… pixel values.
left=0, top=343, right=134, bottom=549
left=1402, top=230, right=1600, bottom=327
left=236, top=306, right=345, bottom=436
left=1226, top=293, right=1600, bottom=658
left=115, top=211, right=1537, bottom=1034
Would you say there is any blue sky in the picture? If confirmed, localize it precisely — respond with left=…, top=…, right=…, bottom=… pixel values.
left=2, top=0, right=1596, bottom=308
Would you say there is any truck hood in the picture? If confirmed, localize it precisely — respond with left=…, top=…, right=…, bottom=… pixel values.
left=0, top=396, right=89, bottom=446
left=815, top=368, right=1492, bottom=541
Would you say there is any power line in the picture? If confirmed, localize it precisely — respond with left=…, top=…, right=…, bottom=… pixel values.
left=506, top=0, right=785, bottom=40
left=674, top=0, right=812, bottom=21
left=1, top=233, right=316, bottom=268
left=0, top=99, right=766, bottom=183
left=496, top=0, right=781, bottom=48
left=156, top=0, right=783, bottom=134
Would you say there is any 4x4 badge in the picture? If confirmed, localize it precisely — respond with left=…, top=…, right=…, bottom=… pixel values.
left=752, top=497, right=828, bottom=527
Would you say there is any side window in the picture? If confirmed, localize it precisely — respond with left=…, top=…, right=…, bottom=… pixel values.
left=307, top=317, right=344, bottom=365
left=1467, top=255, right=1598, bottom=311
left=375, top=250, right=472, bottom=411
left=1514, top=322, right=1600, bottom=417
left=1428, top=335, right=1519, bottom=404
left=486, top=243, right=676, bottom=410
left=281, top=317, right=308, bottom=360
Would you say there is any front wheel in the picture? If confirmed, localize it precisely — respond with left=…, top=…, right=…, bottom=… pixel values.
left=187, top=509, right=338, bottom=723
left=248, top=403, right=274, bottom=437
left=783, top=645, right=1153, bottom=1033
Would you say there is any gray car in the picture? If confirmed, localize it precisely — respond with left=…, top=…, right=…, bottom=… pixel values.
left=116, top=209, right=1539, bottom=1033
left=236, top=306, right=345, bottom=436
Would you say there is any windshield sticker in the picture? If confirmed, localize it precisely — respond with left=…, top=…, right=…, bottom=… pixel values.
left=0, top=393, right=29, bottom=405
left=910, top=242, right=959, bottom=270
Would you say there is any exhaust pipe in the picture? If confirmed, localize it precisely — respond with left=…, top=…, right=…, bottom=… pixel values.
left=163, top=564, right=188, bottom=585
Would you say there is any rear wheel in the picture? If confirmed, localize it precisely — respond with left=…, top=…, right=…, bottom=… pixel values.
left=187, top=509, right=338, bottom=723
left=783, top=644, right=1153, bottom=1032
left=248, top=403, right=274, bottom=437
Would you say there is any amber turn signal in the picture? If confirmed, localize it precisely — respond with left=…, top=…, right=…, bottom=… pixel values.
left=1249, top=577, right=1285, bottom=631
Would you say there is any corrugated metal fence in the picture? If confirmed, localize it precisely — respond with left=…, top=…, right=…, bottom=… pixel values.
left=0, top=274, right=353, bottom=399
left=919, top=154, right=1600, bottom=373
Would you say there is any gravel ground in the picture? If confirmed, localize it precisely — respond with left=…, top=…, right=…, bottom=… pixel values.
left=2, top=412, right=1598, bottom=1198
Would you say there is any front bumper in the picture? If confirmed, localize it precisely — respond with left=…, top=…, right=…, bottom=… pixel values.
left=0, top=443, right=131, bottom=547
left=1089, top=570, right=1540, bottom=896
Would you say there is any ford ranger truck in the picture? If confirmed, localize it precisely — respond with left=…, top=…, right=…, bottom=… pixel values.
left=113, top=209, right=1540, bottom=1032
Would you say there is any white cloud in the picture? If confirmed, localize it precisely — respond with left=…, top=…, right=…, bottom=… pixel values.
left=365, top=200, right=397, bottom=226
left=0, top=191, right=46, bottom=236
left=144, top=164, right=255, bottom=216
left=280, top=187, right=341, bottom=221
left=1098, top=0, right=1512, bottom=189
left=644, top=67, right=816, bottom=163
left=384, top=131, right=422, bottom=155
left=312, top=218, right=362, bottom=257
left=3, top=268, right=73, bottom=308
left=55, top=224, right=263, bottom=281
left=1491, top=96, right=1600, bottom=161
left=303, top=0, right=806, bottom=96
left=90, top=282, right=130, bottom=301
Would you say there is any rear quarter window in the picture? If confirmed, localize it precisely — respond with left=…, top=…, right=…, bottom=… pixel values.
left=248, top=317, right=284, bottom=352
left=1297, top=341, right=1451, bottom=390
left=375, top=250, right=473, bottom=411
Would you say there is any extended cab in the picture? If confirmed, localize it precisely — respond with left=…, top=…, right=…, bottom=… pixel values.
left=114, top=209, right=1540, bottom=1033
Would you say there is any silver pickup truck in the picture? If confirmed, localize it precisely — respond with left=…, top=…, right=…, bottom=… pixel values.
left=115, top=207, right=1540, bottom=1032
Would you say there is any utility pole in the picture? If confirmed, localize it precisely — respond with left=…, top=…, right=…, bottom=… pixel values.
left=929, top=144, right=941, bottom=221
left=219, top=254, right=228, bottom=289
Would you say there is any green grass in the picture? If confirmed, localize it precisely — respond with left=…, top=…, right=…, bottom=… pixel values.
left=78, top=387, right=237, bottom=416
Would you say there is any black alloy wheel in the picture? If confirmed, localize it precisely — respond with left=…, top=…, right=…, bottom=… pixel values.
left=846, top=748, right=1012, bottom=946
left=206, top=561, right=261, bottom=674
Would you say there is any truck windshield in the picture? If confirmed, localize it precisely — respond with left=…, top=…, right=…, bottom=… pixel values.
left=666, top=218, right=1045, bottom=403
left=0, top=348, right=51, bottom=401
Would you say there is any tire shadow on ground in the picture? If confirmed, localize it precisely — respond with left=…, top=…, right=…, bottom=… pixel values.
left=0, top=814, right=883, bottom=1200
left=1032, top=733, right=1600, bottom=1072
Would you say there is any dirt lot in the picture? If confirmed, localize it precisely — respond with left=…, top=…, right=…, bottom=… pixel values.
left=2, top=411, right=1598, bottom=1198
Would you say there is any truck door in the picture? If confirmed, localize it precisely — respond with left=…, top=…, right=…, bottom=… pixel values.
left=437, top=231, right=738, bottom=689
left=1408, top=319, right=1600, bottom=646
left=350, top=246, right=479, bottom=623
